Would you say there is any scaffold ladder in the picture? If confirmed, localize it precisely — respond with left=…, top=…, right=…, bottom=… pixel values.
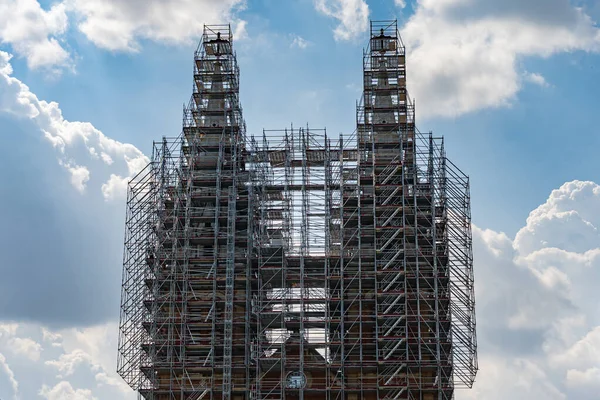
left=222, top=184, right=237, bottom=400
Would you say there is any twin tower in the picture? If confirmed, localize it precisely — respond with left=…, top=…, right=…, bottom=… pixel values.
left=118, top=20, right=477, bottom=400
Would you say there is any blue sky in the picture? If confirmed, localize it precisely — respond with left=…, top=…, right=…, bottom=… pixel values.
left=7, top=0, right=600, bottom=235
left=1, top=0, right=600, bottom=399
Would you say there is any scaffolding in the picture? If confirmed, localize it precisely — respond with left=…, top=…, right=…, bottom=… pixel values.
left=118, top=20, right=477, bottom=400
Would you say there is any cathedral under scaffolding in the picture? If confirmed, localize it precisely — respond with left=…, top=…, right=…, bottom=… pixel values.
left=118, top=20, right=477, bottom=400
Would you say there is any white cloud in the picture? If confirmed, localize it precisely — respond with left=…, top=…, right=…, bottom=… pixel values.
left=314, top=0, right=369, bottom=41
left=39, top=381, right=96, bottom=400
left=42, top=327, right=63, bottom=344
left=461, top=357, right=566, bottom=400
left=566, top=367, right=600, bottom=388
left=0, top=322, right=134, bottom=398
left=62, top=324, right=116, bottom=370
left=46, top=349, right=99, bottom=377
left=8, top=337, right=42, bottom=361
left=459, top=180, right=600, bottom=399
left=99, top=152, right=113, bottom=165
left=0, top=50, right=148, bottom=200
left=0, top=323, right=18, bottom=338
left=0, top=0, right=71, bottom=71
left=233, top=19, right=249, bottom=42
left=64, top=163, right=91, bottom=193
left=57, top=323, right=131, bottom=393
left=101, top=153, right=149, bottom=200
left=395, top=0, right=407, bottom=8
left=0, top=352, right=18, bottom=399
left=472, top=227, right=573, bottom=335
left=95, top=371, right=131, bottom=393
left=100, top=174, right=129, bottom=201
left=515, top=181, right=600, bottom=255
left=524, top=72, right=550, bottom=87
left=400, top=0, right=600, bottom=117
left=553, top=326, right=600, bottom=369
left=291, top=35, right=310, bottom=49
left=69, top=0, right=246, bottom=52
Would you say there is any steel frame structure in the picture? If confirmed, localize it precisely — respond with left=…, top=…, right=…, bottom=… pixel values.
left=118, top=20, right=477, bottom=400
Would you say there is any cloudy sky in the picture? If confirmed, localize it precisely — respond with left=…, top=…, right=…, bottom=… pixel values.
left=0, top=0, right=599, bottom=399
